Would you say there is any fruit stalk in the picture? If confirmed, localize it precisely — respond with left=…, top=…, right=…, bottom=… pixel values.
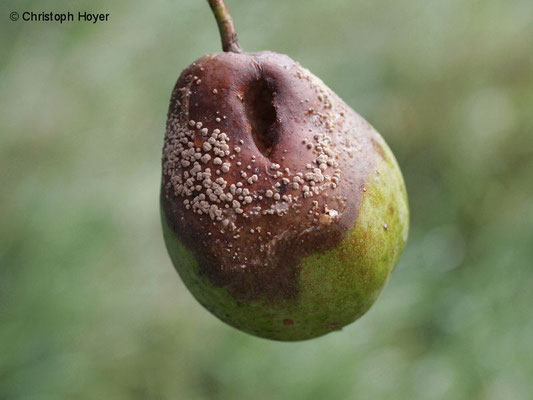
left=207, top=0, right=242, bottom=53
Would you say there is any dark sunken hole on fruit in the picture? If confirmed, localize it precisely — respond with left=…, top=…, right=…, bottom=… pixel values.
left=245, top=78, right=278, bottom=158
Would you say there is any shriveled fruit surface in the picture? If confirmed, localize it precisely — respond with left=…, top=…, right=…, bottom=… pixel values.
left=161, top=51, right=408, bottom=341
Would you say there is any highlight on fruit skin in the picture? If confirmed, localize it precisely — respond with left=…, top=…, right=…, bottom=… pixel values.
left=160, top=0, right=409, bottom=341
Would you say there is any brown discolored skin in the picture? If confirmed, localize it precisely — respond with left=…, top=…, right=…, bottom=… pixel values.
left=161, top=51, right=377, bottom=300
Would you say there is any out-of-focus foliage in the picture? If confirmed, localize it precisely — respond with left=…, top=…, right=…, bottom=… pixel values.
left=1, top=0, right=532, bottom=398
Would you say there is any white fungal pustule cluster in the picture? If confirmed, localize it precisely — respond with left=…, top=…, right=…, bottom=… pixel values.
left=163, top=116, right=241, bottom=228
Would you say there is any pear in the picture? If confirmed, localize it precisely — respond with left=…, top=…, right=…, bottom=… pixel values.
left=160, top=0, right=408, bottom=341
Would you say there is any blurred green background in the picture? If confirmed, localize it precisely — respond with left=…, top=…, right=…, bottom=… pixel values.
left=1, top=0, right=532, bottom=398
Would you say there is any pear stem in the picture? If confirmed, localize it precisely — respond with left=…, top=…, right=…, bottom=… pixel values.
left=207, top=0, right=242, bottom=53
